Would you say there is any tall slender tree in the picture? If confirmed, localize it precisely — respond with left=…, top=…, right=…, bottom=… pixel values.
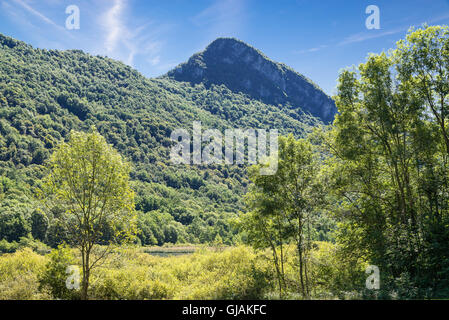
left=239, top=135, right=323, bottom=298
left=41, top=128, right=137, bottom=299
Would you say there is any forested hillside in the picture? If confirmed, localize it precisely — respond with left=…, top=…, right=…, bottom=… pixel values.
left=2, top=25, right=449, bottom=301
left=0, top=33, right=323, bottom=248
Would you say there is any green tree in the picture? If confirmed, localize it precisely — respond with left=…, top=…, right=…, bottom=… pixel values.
left=328, top=25, right=449, bottom=298
left=31, top=209, right=49, bottom=242
left=239, top=135, right=324, bottom=298
left=40, top=128, right=137, bottom=299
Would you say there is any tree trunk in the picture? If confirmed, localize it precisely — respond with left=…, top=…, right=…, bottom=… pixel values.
left=81, top=249, right=90, bottom=300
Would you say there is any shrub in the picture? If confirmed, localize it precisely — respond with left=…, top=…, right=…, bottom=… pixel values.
left=0, top=248, right=50, bottom=299
left=89, top=246, right=271, bottom=300
left=38, top=244, right=80, bottom=300
left=90, top=267, right=175, bottom=300
left=0, top=239, right=19, bottom=253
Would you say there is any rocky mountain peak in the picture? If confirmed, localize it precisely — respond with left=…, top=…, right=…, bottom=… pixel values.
left=165, top=38, right=337, bottom=123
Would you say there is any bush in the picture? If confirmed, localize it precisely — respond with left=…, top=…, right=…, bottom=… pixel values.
left=38, top=244, right=80, bottom=300
left=173, top=246, right=272, bottom=299
left=309, top=241, right=367, bottom=299
left=0, top=236, right=50, bottom=254
left=0, top=248, right=50, bottom=299
left=91, top=267, right=175, bottom=300
left=89, top=246, right=271, bottom=300
left=0, top=239, right=19, bottom=253
left=0, top=245, right=274, bottom=300
left=18, top=236, right=51, bottom=255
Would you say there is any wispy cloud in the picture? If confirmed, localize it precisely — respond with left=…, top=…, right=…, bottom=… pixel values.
left=191, top=0, right=246, bottom=37
left=1, top=0, right=73, bottom=47
left=295, top=27, right=406, bottom=55
left=295, top=10, right=449, bottom=56
left=99, top=0, right=165, bottom=67
left=295, top=44, right=329, bottom=54
left=11, top=0, right=65, bottom=31
left=338, top=11, right=449, bottom=46
left=102, top=0, right=125, bottom=53
left=1, top=1, right=30, bottom=26
left=294, top=26, right=408, bottom=55
left=338, top=27, right=407, bottom=46
left=425, top=12, right=449, bottom=24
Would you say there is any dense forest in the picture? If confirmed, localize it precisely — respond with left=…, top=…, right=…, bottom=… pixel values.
left=1, top=25, right=449, bottom=300
left=0, top=31, right=323, bottom=249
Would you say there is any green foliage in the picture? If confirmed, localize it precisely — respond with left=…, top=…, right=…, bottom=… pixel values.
left=0, top=248, right=50, bottom=300
left=38, top=244, right=80, bottom=300
left=0, top=246, right=276, bottom=300
left=0, top=236, right=49, bottom=254
left=0, top=32, right=317, bottom=247
left=40, top=129, right=137, bottom=299
left=239, top=134, right=330, bottom=298
left=0, top=239, right=18, bottom=253
left=327, top=25, right=449, bottom=298
left=41, top=129, right=137, bottom=247
left=4, top=26, right=449, bottom=300
left=90, top=246, right=272, bottom=300
left=0, top=243, right=370, bottom=300
left=137, top=210, right=187, bottom=246
left=30, top=209, right=49, bottom=242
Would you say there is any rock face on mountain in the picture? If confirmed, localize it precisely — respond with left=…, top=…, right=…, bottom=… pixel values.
left=165, top=38, right=337, bottom=123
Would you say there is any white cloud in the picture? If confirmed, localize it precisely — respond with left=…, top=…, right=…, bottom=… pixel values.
left=102, top=0, right=125, bottom=53
left=338, top=12, right=449, bottom=47
left=1, top=0, right=72, bottom=47
left=295, top=11, right=449, bottom=55
left=295, top=45, right=329, bottom=54
left=11, top=0, right=65, bottom=31
left=191, top=0, right=246, bottom=37
left=426, top=12, right=449, bottom=24
left=338, top=27, right=406, bottom=46
left=148, top=56, right=160, bottom=66
left=99, top=0, right=165, bottom=67
left=295, top=27, right=405, bottom=55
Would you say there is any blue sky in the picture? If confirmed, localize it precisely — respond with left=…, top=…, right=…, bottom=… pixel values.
left=1, top=0, right=449, bottom=95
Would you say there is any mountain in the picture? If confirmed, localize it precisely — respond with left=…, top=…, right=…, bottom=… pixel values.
left=0, top=33, right=331, bottom=248
left=165, top=38, right=336, bottom=123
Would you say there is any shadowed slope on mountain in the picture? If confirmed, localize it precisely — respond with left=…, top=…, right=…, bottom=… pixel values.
left=166, top=38, right=337, bottom=123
